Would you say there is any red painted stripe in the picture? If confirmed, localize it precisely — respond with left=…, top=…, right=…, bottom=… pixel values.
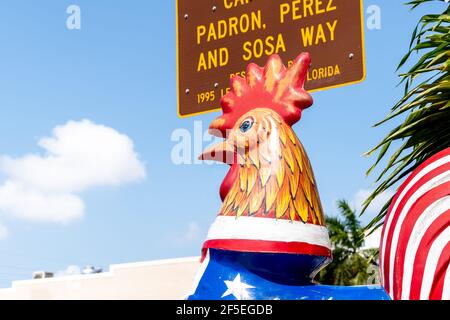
left=201, top=239, right=332, bottom=262
left=382, top=161, right=450, bottom=293
left=430, top=241, right=450, bottom=300
left=409, top=213, right=450, bottom=299
left=383, top=148, right=450, bottom=238
left=393, top=182, right=450, bottom=298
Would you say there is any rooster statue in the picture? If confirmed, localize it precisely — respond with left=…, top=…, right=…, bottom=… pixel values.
left=187, top=53, right=449, bottom=300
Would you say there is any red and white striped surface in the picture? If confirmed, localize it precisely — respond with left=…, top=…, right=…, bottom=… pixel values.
left=380, top=147, right=450, bottom=300
left=201, top=215, right=331, bottom=261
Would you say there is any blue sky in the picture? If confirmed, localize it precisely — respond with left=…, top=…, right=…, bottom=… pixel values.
left=0, top=1, right=445, bottom=287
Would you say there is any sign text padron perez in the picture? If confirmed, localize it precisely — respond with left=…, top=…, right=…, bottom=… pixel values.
left=176, top=0, right=365, bottom=117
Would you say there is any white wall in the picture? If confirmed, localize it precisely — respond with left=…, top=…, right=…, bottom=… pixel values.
left=0, top=257, right=201, bottom=300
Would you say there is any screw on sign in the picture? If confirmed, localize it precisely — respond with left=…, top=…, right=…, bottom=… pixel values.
left=176, top=0, right=366, bottom=117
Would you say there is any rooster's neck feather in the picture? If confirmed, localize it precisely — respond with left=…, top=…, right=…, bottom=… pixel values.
left=220, top=119, right=325, bottom=226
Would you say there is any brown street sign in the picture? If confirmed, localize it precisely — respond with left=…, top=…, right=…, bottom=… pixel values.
left=176, top=0, right=365, bottom=117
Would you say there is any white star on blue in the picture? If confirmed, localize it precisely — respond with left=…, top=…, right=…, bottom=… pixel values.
left=221, top=274, right=255, bottom=300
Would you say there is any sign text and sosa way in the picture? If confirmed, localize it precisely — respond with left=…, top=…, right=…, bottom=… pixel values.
left=176, top=0, right=365, bottom=117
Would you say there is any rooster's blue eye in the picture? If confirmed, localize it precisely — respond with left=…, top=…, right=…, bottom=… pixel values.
left=239, top=118, right=254, bottom=133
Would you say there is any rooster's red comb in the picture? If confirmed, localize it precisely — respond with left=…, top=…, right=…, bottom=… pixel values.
left=210, top=53, right=313, bottom=137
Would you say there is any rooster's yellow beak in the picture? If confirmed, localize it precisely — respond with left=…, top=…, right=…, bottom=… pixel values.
left=198, top=140, right=237, bottom=165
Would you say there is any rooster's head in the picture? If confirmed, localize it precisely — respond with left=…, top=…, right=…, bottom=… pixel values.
left=200, top=53, right=324, bottom=225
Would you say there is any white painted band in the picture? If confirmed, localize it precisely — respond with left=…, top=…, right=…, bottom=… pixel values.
left=388, top=170, right=450, bottom=294
left=401, top=196, right=450, bottom=299
left=420, top=227, right=450, bottom=300
left=381, top=155, right=450, bottom=290
left=206, top=216, right=331, bottom=249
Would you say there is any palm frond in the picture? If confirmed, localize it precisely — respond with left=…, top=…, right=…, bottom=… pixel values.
left=318, top=200, right=375, bottom=285
left=337, top=200, right=364, bottom=250
left=364, top=0, right=450, bottom=233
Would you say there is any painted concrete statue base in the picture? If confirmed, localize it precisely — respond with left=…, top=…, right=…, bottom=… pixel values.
left=188, top=249, right=390, bottom=300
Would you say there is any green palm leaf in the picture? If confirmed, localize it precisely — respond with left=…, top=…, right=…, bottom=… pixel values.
left=363, top=0, right=450, bottom=233
left=318, top=201, right=377, bottom=285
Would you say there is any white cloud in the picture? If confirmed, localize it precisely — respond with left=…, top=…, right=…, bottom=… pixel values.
left=363, top=228, right=382, bottom=250
left=348, top=188, right=394, bottom=249
left=0, top=120, right=146, bottom=193
left=0, top=181, right=84, bottom=223
left=0, top=223, right=8, bottom=239
left=0, top=119, right=146, bottom=224
left=350, top=188, right=395, bottom=216
left=55, top=265, right=81, bottom=277
left=181, top=222, right=202, bottom=242
left=177, top=222, right=202, bottom=244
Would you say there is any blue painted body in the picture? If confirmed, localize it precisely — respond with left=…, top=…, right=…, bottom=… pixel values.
left=188, top=249, right=391, bottom=300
